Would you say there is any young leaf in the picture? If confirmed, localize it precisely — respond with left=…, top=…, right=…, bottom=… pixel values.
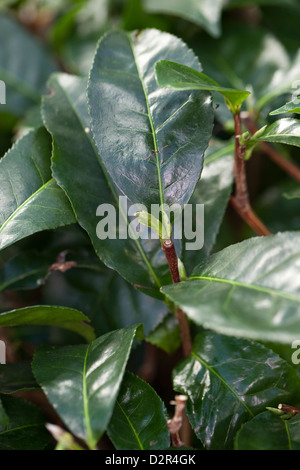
left=42, top=73, right=169, bottom=294
left=235, top=412, right=300, bottom=450
left=250, top=118, right=300, bottom=147
left=173, top=332, right=300, bottom=449
left=107, top=371, right=170, bottom=450
left=0, top=306, right=95, bottom=343
left=0, top=363, right=38, bottom=394
left=0, top=128, right=76, bottom=252
left=0, top=252, right=51, bottom=293
left=88, top=29, right=213, bottom=211
left=0, top=14, right=56, bottom=117
left=162, top=232, right=300, bottom=343
left=155, top=60, right=250, bottom=113
left=32, top=325, right=141, bottom=449
left=143, top=0, right=223, bottom=37
left=270, top=98, right=300, bottom=115
left=0, top=396, right=51, bottom=450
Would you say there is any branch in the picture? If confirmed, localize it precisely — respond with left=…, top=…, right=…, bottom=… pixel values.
left=167, top=395, right=188, bottom=447
left=231, top=113, right=271, bottom=236
left=243, top=115, right=300, bottom=183
left=162, top=239, right=192, bottom=357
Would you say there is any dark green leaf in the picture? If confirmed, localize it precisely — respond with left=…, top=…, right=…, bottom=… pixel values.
left=235, top=412, right=300, bottom=450
left=108, top=371, right=170, bottom=450
left=88, top=29, right=213, bottom=211
left=155, top=60, right=250, bottom=112
left=0, top=128, right=76, bottom=252
left=42, top=73, right=169, bottom=294
left=252, top=118, right=300, bottom=147
left=0, top=395, right=51, bottom=450
left=32, top=325, right=141, bottom=449
left=0, top=363, right=39, bottom=394
left=0, top=251, right=51, bottom=293
left=173, top=332, right=300, bottom=449
left=143, top=0, right=223, bottom=37
left=0, top=14, right=56, bottom=117
left=270, top=98, right=300, bottom=115
left=0, top=306, right=95, bottom=343
left=181, top=141, right=234, bottom=275
left=162, top=232, right=300, bottom=343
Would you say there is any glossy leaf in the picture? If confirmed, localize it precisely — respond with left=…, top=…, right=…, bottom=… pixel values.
left=235, top=412, right=300, bottom=450
left=270, top=98, right=300, bottom=115
left=173, top=332, right=300, bottom=449
left=0, top=252, right=51, bottom=293
left=42, top=73, right=169, bottom=294
left=0, top=128, right=76, bottom=252
left=143, top=0, right=223, bottom=37
left=155, top=60, right=250, bottom=112
left=0, top=306, right=95, bottom=343
left=162, top=232, right=300, bottom=343
left=0, top=398, right=9, bottom=427
left=0, top=395, right=51, bottom=450
left=32, top=325, right=141, bottom=449
left=88, top=29, right=213, bottom=211
left=0, top=363, right=38, bottom=394
left=252, top=118, right=300, bottom=147
left=107, top=371, right=170, bottom=450
left=0, top=14, right=56, bottom=117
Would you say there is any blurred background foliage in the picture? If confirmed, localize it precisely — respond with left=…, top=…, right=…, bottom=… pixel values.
left=0, top=0, right=299, bottom=369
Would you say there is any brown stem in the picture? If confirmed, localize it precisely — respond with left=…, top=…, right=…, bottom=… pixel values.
left=167, top=395, right=188, bottom=447
left=231, top=113, right=271, bottom=236
left=243, top=115, right=300, bottom=183
left=162, top=239, right=192, bottom=357
left=278, top=404, right=300, bottom=417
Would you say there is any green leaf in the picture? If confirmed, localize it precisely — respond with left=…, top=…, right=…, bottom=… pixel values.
left=0, top=395, right=51, bottom=450
left=235, top=412, right=300, bottom=450
left=107, top=371, right=170, bottom=450
left=0, top=306, right=95, bottom=343
left=0, top=128, right=76, bottom=252
left=181, top=141, right=234, bottom=275
left=155, top=60, right=250, bottom=113
left=270, top=98, right=300, bottom=115
left=0, top=14, right=56, bottom=117
left=42, top=73, right=169, bottom=294
left=225, top=0, right=298, bottom=7
left=0, top=363, right=38, bottom=394
left=146, top=313, right=181, bottom=355
left=32, top=325, right=141, bottom=449
left=162, top=232, right=300, bottom=343
left=143, top=0, right=223, bottom=37
left=251, top=118, right=300, bottom=147
left=88, top=29, right=213, bottom=211
left=0, top=251, right=51, bottom=293
left=173, top=332, right=300, bottom=449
